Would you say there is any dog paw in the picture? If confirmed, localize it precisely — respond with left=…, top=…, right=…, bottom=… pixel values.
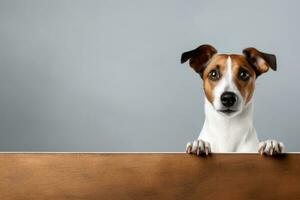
left=186, top=139, right=211, bottom=156
left=258, top=140, right=284, bottom=155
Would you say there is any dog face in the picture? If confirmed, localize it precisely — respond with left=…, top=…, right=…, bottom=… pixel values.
left=181, top=45, right=276, bottom=117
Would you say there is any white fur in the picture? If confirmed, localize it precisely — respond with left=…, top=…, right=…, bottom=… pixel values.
left=198, top=97, right=259, bottom=152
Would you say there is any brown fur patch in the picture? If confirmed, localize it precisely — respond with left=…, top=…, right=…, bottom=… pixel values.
left=202, top=55, right=228, bottom=103
left=229, top=55, right=256, bottom=103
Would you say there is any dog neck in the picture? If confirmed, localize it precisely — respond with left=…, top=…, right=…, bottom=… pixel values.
left=200, top=97, right=258, bottom=152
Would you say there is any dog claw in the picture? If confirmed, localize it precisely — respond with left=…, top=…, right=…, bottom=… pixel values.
left=258, top=140, right=284, bottom=156
left=185, top=139, right=211, bottom=156
left=205, top=147, right=209, bottom=155
left=186, top=142, right=192, bottom=154
left=270, top=147, right=273, bottom=155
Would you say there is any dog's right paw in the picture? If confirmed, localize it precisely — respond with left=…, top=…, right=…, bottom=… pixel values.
left=258, top=140, right=284, bottom=156
left=186, top=139, right=211, bottom=156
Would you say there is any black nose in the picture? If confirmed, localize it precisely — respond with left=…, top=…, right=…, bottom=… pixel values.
left=221, top=92, right=237, bottom=107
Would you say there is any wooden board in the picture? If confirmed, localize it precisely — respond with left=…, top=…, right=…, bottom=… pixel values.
left=0, top=153, right=299, bottom=200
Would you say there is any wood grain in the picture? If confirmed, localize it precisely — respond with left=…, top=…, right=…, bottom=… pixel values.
left=0, top=153, right=299, bottom=200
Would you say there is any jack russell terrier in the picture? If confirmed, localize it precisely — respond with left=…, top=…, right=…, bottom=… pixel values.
left=182, top=44, right=284, bottom=156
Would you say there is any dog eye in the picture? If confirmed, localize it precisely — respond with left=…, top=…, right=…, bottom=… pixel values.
left=239, top=69, right=250, bottom=81
left=208, top=69, right=220, bottom=81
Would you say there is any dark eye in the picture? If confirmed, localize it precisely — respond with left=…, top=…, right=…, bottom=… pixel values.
left=208, top=69, right=220, bottom=81
left=239, top=69, right=250, bottom=81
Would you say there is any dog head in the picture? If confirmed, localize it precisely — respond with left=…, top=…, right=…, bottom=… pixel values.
left=181, top=44, right=276, bottom=117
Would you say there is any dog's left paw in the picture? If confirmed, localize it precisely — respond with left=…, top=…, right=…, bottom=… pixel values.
left=186, top=139, right=211, bottom=156
left=258, top=140, right=284, bottom=155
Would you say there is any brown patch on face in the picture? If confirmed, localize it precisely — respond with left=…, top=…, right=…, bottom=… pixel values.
left=230, top=55, right=256, bottom=103
left=202, top=54, right=228, bottom=103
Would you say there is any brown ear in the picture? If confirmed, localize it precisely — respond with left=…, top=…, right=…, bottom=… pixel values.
left=181, top=44, right=217, bottom=77
left=243, top=47, right=277, bottom=75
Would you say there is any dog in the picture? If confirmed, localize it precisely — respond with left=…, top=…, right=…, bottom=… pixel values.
left=181, top=44, right=284, bottom=156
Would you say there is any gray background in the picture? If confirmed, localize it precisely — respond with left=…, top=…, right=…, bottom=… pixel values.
left=0, top=0, right=299, bottom=152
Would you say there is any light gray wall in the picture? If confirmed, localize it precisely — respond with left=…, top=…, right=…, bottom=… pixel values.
left=0, top=0, right=299, bottom=151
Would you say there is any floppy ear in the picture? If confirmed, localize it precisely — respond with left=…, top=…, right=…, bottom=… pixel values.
left=243, top=47, right=277, bottom=75
left=181, top=44, right=217, bottom=78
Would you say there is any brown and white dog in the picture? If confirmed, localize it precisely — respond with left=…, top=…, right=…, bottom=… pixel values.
left=182, top=44, right=284, bottom=155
